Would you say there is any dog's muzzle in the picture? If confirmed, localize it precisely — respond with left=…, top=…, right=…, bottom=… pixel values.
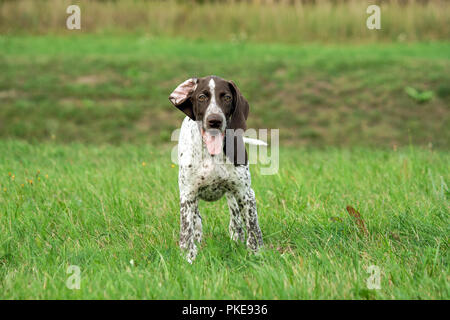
left=202, top=113, right=225, bottom=156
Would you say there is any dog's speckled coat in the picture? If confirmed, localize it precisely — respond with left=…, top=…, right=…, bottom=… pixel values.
left=178, top=118, right=263, bottom=263
left=171, top=76, right=263, bottom=263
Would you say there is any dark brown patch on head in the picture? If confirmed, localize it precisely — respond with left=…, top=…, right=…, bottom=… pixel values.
left=190, top=76, right=234, bottom=123
left=224, top=79, right=249, bottom=166
left=170, top=75, right=250, bottom=166
left=169, top=76, right=237, bottom=123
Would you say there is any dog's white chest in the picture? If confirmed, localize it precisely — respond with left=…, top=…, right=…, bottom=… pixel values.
left=198, top=157, right=229, bottom=182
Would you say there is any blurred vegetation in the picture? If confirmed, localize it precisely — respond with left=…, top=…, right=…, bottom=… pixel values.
left=0, top=0, right=448, bottom=43
left=0, top=1, right=449, bottom=148
left=0, top=36, right=449, bottom=148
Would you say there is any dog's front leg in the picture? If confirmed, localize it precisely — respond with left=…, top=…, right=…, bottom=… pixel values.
left=179, top=192, right=199, bottom=263
left=226, top=193, right=245, bottom=243
left=193, top=206, right=202, bottom=244
left=238, top=188, right=263, bottom=252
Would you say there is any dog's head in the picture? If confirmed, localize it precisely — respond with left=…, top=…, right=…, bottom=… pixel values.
left=169, top=75, right=249, bottom=165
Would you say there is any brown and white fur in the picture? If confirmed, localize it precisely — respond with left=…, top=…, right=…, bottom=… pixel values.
left=169, top=75, right=264, bottom=263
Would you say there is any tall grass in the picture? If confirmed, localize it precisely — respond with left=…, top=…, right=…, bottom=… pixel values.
left=0, top=0, right=448, bottom=43
left=0, top=141, right=448, bottom=299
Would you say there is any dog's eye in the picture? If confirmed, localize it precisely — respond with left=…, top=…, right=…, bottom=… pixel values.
left=224, top=95, right=232, bottom=102
left=198, top=94, right=207, bottom=102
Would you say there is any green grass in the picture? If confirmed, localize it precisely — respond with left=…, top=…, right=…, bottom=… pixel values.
left=0, top=141, right=448, bottom=299
left=1, top=14, right=449, bottom=299
left=0, top=36, right=449, bottom=148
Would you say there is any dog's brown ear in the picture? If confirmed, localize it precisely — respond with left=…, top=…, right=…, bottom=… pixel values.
left=228, top=80, right=249, bottom=131
left=169, top=78, right=198, bottom=120
left=225, top=80, right=249, bottom=166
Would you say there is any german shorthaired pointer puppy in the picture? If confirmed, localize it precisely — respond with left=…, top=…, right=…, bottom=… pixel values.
left=169, top=75, right=264, bottom=263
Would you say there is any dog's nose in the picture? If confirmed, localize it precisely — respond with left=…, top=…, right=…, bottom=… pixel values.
left=206, top=114, right=223, bottom=129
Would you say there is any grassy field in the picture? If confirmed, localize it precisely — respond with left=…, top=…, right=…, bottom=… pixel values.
left=1, top=0, right=449, bottom=43
left=1, top=0, right=449, bottom=301
left=0, top=141, right=448, bottom=299
left=1, top=36, right=449, bottom=148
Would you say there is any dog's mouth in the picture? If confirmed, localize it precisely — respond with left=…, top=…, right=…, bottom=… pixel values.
left=201, top=128, right=224, bottom=156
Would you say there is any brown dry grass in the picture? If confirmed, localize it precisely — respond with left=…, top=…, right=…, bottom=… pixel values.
left=0, top=0, right=448, bottom=43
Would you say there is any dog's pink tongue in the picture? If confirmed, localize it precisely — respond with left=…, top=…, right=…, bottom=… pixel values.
left=203, top=131, right=223, bottom=155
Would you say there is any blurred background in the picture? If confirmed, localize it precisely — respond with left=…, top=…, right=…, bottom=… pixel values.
left=0, top=0, right=449, bottom=148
